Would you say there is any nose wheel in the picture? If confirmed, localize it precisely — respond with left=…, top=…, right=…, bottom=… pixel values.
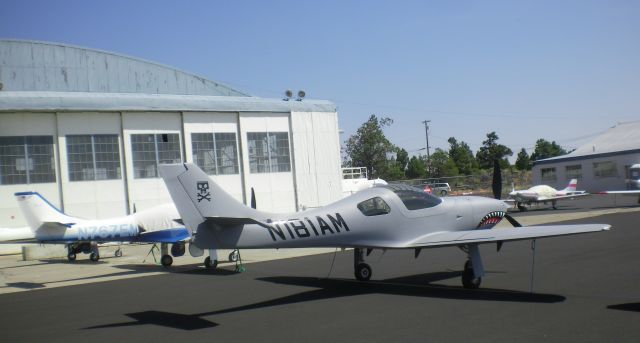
left=353, top=248, right=372, bottom=281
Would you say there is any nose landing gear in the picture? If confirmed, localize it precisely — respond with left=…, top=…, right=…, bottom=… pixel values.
left=353, top=248, right=372, bottom=281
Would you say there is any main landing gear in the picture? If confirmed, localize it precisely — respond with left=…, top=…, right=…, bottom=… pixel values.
left=353, top=248, right=372, bottom=281
left=67, top=242, right=99, bottom=262
left=460, top=244, right=484, bottom=289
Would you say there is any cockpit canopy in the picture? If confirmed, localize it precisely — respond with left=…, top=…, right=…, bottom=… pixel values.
left=357, top=184, right=442, bottom=216
left=383, top=183, right=442, bottom=210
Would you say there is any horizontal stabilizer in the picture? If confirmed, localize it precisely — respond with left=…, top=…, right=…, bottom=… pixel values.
left=205, top=217, right=270, bottom=228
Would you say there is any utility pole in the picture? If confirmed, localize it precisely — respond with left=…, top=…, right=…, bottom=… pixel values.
left=422, top=120, right=431, bottom=174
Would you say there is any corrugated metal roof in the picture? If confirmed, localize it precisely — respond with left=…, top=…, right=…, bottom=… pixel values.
left=535, top=120, right=640, bottom=164
left=0, top=39, right=248, bottom=96
left=0, top=91, right=336, bottom=113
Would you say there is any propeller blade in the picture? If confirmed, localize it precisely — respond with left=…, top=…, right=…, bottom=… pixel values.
left=414, top=248, right=422, bottom=258
left=132, top=203, right=137, bottom=214
left=250, top=187, right=257, bottom=209
left=366, top=248, right=373, bottom=256
left=497, top=241, right=503, bottom=252
left=504, top=214, right=522, bottom=227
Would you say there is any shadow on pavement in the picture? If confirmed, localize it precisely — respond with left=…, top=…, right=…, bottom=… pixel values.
left=85, top=272, right=565, bottom=331
left=607, top=303, right=640, bottom=313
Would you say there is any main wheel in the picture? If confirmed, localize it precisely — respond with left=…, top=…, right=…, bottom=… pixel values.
left=67, top=253, right=76, bottom=262
left=161, top=254, right=173, bottom=267
left=354, top=263, right=372, bottom=281
left=171, top=243, right=186, bottom=257
left=228, top=250, right=239, bottom=262
left=114, top=249, right=123, bottom=257
left=462, top=260, right=481, bottom=289
left=89, top=252, right=100, bottom=262
left=204, top=256, right=218, bottom=269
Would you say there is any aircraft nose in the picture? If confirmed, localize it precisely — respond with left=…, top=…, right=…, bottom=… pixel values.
left=473, top=196, right=508, bottom=229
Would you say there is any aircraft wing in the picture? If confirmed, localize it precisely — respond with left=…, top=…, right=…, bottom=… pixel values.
left=597, top=190, right=640, bottom=195
left=404, top=224, right=610, bottom=248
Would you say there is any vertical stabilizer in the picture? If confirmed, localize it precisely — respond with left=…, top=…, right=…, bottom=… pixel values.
left=14, top=192, right=77, bottom=232
left=562, top=179, right=578, bottom=193
left=159, top=163, right=268, bottom=233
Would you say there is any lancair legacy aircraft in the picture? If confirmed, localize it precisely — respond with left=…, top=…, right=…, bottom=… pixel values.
left=506, top=179, right=589, bottom=211
left=160, top=163, right=609, bottom=289
left=4, top=192, right=190, bottom=264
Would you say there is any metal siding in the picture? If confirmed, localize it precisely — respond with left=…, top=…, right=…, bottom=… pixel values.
left=0, top=40, right=247, bottom=96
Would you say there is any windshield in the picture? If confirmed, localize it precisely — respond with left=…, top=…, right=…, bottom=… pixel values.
left=384, top=184, right=442, bottom=210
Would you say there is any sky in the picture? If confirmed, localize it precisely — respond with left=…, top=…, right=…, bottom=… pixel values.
left=1, top=1, right=639, bottom=161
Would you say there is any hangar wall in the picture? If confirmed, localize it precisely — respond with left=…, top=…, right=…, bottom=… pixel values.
left=0, top=109, right=342, bottom=227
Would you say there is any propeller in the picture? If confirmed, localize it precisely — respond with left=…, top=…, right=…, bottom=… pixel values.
left=250, top=187, right=257, bottom=209
left=496, top=214, right=524, bottom=252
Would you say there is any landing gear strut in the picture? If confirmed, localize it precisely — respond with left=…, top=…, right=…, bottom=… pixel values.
left=354, top=248, right=371, bottom=281
left=461, top=244, right=483, bottom=289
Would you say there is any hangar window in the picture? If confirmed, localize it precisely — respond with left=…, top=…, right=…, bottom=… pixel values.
left=67, top=135, right=121, bottom=181
left=357, top=197, right=391, bottom=216
left=131, top=133, right=181, bottom=178
left=191, top=132, right=239, bottom=175
left=565, top=165, right=582, bottom=180
left=247, top=132, right=291, bottom=173
left=541, top=168, right=556, bottom=182
left=0, top=136, right=56, bottom=184
left=593, top=161, right=617, bottom=178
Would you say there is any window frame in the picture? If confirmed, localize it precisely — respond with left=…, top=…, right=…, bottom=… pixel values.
left=247, top=131, right=291, bottom=174
left=357, top=197, right=391, bottom=216
left=66, top=134, right=121, bottom=182
left=191, top=132, right=239, bottom=175
left=0, top=135, right=56, bottom=185
left=131, top=133, right=182, bottom=179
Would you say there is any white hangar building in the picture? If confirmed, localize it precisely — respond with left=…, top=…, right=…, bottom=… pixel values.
left=0, top=40, right=343, bottom=229
left=532, top=120, right=640, bottom=192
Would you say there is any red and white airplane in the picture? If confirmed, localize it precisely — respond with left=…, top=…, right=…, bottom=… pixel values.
left=507, top=179, right=589, bottom=211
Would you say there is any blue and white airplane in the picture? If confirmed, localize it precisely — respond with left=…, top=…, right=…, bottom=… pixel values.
left=2, top=192, right=191, bottom=265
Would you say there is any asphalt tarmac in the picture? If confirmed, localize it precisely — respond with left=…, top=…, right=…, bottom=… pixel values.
left=1, top=211, right=639, bottom=342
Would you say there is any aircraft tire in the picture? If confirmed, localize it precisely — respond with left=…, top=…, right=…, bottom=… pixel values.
left=89, top=252, right=100, bottom=262
left=67, top=253, right=76, bottom=262
left=354, top=263, right=372, bottom=281
left=229, top=250, right=239, bottom=262
left=462, top=260, right=481, bottom=289
left=161, top=254, right=173, bottom=267
left=114, top=249, right=123, bottom=257
left=440, top=190, right=448, bottom=196
left=204, top=256, right=218, bottom=269
left=171, top=242, right=186, bottom=257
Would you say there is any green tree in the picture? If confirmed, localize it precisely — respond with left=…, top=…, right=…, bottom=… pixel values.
left=530, top=139, right=567, bottom=161
left=405, top=155, right=426, bottom=179
left=475, top=132, right=513, bottom=170
left=344, top=115, right=397, bottom=179
left=515, top=148, right=531, bottom=170
left=475, top=132, right=512, bottom=199
left=448, top=137, right=478, bottom=175
left=395, top=148, right=409, bottom=174
left=428, top=148, right=459, bottom=178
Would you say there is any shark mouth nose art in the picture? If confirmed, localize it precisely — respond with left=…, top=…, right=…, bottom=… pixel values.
left=476, top=211, right=506, bottom=229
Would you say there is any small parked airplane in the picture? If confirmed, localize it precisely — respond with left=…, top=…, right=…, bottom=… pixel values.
left=4, top=192, right=191, bottom=265
left=159, top=163, right=609, bottom=289
left=506, top=179, right=589, bottom=211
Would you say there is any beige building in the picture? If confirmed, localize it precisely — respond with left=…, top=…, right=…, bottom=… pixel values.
left=0, top=40, right=343, bottom=235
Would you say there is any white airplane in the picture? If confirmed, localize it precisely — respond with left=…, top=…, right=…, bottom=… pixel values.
left=507, top=179, right=589, bottom=211
left=3, top=192, right=192, bottom=265
left=159, top=163, right=609, bottom=289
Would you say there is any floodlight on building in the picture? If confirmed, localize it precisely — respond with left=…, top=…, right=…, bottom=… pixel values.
left=297, top=90, right=306, bottom=101
left=283, top=89, right=293, bottom=101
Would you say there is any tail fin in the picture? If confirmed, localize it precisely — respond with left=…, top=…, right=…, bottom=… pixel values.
left=158, top=163, right=266, bottom=233
left=562, top=179, right=578, bottom=193
left=14, top=192, right=78, bottom=232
